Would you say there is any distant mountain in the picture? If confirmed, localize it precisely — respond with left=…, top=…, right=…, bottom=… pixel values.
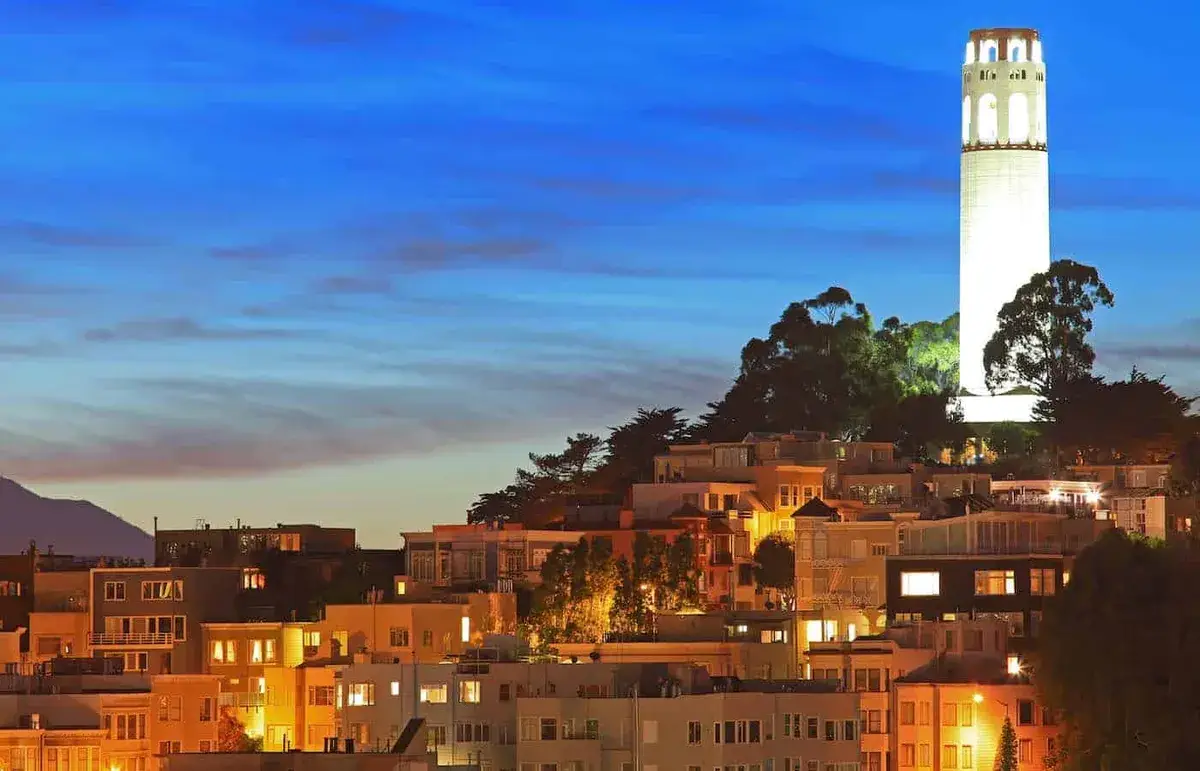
left=0, top=477, right=153, bottom=561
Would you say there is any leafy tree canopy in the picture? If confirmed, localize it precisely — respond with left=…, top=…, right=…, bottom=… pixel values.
left=983, top=259, right=1114, bottom=396
left=1037, top=530, right=1200, bottom=770
left=752, top=533, right=796, bottom=609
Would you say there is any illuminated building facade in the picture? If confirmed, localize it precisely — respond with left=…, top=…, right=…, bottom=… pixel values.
left=958, top=28, right=1049, bottom=424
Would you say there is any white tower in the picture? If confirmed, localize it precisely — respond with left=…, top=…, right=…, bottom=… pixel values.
left=958, top=28, right=1049, bottom=424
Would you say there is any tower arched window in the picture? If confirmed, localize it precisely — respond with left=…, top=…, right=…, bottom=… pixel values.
left=977, top=93, right=998, bottom=144
left=965, top=41, right=976, bottom=65
left=987, top=45, right=998, bottom=62
left=962, top=95, right=971, bottom=144
left=1009, top=41, right=1025, bottom=62
left=1008, top=93, right=1030, bottom=143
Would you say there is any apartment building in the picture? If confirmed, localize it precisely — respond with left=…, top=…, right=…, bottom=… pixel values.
left=317, top=602, right=476, bottom=662
left=886, top=512, right=1108, bottom=647
left=0, top=670, right=219, bottom=771
left=334, top=658, right=862, bottom=771
left=516, top=683, right=861, bottom=771
left=401, top=524, right=582, bottom=592
left=90, top=567, right=243, bottom=675
left=892, top=657, right=1058, bottom=771
left=0, top=553, right=37, bottom=646
left=807, top=620, right=1012, bottom=771
left=793, top=504, right=905, bottom=645
left=201, top=621, right=312, bottom=749
left=29, top=569, right=92, bottom=665
left=156, top=524, right=357, bottom=566
left=334, top=658, right=655, bottom=761
left=552, top=610, right=801, bottom=679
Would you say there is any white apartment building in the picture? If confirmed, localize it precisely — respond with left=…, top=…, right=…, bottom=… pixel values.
left=334, top=660, right=862, bottom=771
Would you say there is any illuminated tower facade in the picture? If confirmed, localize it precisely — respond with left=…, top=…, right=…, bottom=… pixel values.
left=958, top=28, right=1048, bottom=423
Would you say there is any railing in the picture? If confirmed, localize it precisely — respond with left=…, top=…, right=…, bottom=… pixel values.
left=88, top=632, right=172, bottom=647
left=219, top=692, right=266, bottom=709
left=811, top=592, right=878, bottom=609
left=898, top=541, right=1067, bottom=557
left=710, top=553, right=734, bottom=566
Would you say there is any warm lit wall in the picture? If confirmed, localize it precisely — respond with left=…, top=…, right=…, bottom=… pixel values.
left=298, top=665, right=337, bottom=751
left=29, top=611, right=91, bottom=662
left=321, top=604, right=469, bottom=662
left=550, top=640, right=798, bottom=679
left=150, top=674, right=221, bottom=765
left=101, top=692, right=154, bottom=771
left=893, top=681, right=1058, bottom=771
left=0, top=728, right=105, bottom=771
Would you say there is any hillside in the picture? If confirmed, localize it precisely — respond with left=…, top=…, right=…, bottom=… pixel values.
left=0, top=477, right=153, bottom=560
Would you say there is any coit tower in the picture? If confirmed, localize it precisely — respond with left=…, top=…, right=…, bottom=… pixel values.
left=958, top=28, right=1049, bottom=423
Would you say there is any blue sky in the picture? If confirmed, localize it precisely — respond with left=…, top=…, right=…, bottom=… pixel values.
left=3, top=1, right=1199, bottom=546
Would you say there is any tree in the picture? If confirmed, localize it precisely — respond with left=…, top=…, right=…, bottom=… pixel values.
left=905, top=313, right=960, bottom=394
left=696, top=287, right=909, bottom=441
left=983, top=259, right=1114, bottom=397
left=996, top=715, right=1018, bottom=771
left=1041, top=369, right=1194, bottom=465
left=217, top=707, right=261, bottom=752
left=985, top=421, right=1038, bottom=458
left=867, top=392, right=966, bottom=461
left=601, top=408, right=689, bottom=488
left=752, top=534, right=796, bottom=609
left=1036, top=530, right=1200, bottom=770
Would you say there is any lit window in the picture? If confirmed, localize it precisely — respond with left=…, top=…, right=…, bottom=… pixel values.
left=977, top=93, right=998, bottom=144
left=1007, top=655, right=1022, bottom=676
left=974, top=570, right=1015, bottom=596
left=461, top=616, right=471, bottom=643
left=348, top=683, right=375, bottom=707
left=242, top=568, right=266, bottom=590
left=390, top=681, right=400, bottom=697
left=900, top=572, right=940, bottom=597
left=210, top=640, right=236, bottom=664
left=1030, top=568, right=1056, bottom=596
left=420, top=684, right=448, bottom=704
left=458, top=680, right=481, bottom=704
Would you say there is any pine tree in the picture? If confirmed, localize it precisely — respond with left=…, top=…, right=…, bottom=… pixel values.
left=996, top=715, right=1018, bottom=771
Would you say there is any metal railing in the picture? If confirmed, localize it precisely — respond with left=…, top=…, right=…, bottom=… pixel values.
left=88, top=632, right=172, bottom=647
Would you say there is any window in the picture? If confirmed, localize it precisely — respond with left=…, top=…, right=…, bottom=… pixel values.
left=158, top=741, right=180, bottom=756
left=427, top=725, right=447, bottom=750
left=0, top=581, right=23, bottom=597
left=250, top=639, right=276, bottom=664
left=459, top=680, right=481, bottom=703
left=540, top=718, right=558, bottom=741
left=141, top=580, right=183, bottom=600
left=123, top=651, right=148, bottom=671
left=942, top=703, right=957, bottom=726
left=961, top=746, right=973, bottom=769
left=455, top=722, right=490, bottom=743
left=390, top=627, right=410, bottom=647
left=104, top=581, right=126, bottom=601
left=964, top=628, right=983, bottom=651
left=422, top=630, right=433, bottom=647
left=899, top=701, right=915, bottom=725
left=919, top=743, right=931, bottom=768
left=977, top=93, right=998, bottom=144
left=1030, top=568, right=1056, bottom=596
left=806, top=717, right=818, bottom=739
left=210, top=640, right=236, bottom=664
left=348, top=683, right=375, bottom=707
left=861, top=709, right=882, bottom=734
left=919, top=702, right=930, bottom=725
left=309, top=686, right=335, bottom=706
left=870, top=543, right=889, bottom=556
left=900, top=745, right=915, bottom=768
left=960, top=702, right=974, bottom=726
left=974, top=570, right=1015, bottom=596
left=842, top=720, right=856, bottom=741
left=824, top=720, right=836, bottom=741
left=420, top=684, right=447, bottom=704
left=643, top=719, right=659, bottom=743
left=900, top=572, right=940, bottom=596
left=1017, top=699, right=1036, bottom=726
left=1018, top=739, right=1032, bottom=762
left=200, top=697, right=214, bottom=722
left=303, top=630, right=321, bottom=649
left=242, top=568, right=266, bottom=590
left=157, top=695, right=182, bottom=722
left=688, top=721, right=702, bottom=745
left=780, top=485, right=792, bottom=508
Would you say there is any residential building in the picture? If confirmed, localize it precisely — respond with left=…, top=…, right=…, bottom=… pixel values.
left=333, top=658, right=861, bottom=770
left=0, top=669, right=219, bottom=771
left=886, top=512, right=1108, bottom=648
left=316, top=602, right=476, bottom=662
left=201, top=621, right=312, bottom=749
left=1070, top=463, right=1170, bottom=490
left=988, top=479, right=1105, bottom=518
left=1107, top=489, right=1168, bottom=539
left=155, top=524, right=357, bottom=566
left=892, top=656, right=1059, bottom=771
left=517, top=682, right=861, bottom=771
left=161, top=748, right=434, bottom=771
left=793, top=501, right=905, bottom=645
left=401, top=524, right=582, bottom=592
left=0, top=552, right=36, bottom=645
left=807, top=619, right=1012, bottom=771
left=30, top=569, right=92, bottom=664
left=90, top=567, right=243, bottom=675
left=552, top=610, right=801, bottom=679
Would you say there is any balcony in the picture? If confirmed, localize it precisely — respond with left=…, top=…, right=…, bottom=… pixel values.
left=219, top=692, right=266, bottom=710
left=88, top=632, right=173, bottom=648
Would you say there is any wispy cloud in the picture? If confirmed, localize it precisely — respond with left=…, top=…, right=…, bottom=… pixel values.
left=0, top=348, right=727, bottom=481
left=81, top=317, right=307, bottom=344
left=0, top=221, right=148, bottom=249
